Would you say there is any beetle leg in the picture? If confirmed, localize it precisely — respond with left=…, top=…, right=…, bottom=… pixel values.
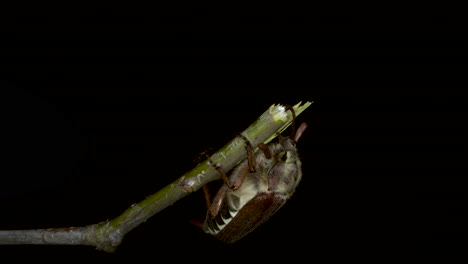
left=203, top=151, right=233, bottom=189
left=206, top=162, right=250, bottom=217
left=258, top=142, right=272, bottom=159
left=215, top=165, right=233, bottom=189
left=225, top=134, right=257, bottom=190
left=207, top=134, right=256, bottom=190
left=237, top=134, right=255, bottom=173
left=228, top=159, right=251, bottom=190
left=202, top=185, right=212, bottom=209
left=204, top=133, right=259, bottom=218
left=209, top=184, right=230, bottom=218
left=267, top=163, right=283, bottom=191
left=214, top=156, right=252, bottom=191
left=206, top=153, right=241, bottom=190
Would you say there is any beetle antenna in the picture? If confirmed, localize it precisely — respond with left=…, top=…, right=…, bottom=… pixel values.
left=294, top=122, right=307, bottom=142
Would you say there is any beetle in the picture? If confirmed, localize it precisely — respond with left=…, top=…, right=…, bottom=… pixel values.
left=202, top=108, right=307, bottom=243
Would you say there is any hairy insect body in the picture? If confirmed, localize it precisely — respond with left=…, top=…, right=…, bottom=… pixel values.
left=203, top=135, right=302, bottom=243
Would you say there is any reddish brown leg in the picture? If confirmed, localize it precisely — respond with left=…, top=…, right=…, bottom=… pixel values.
left=214, top=163, right=233, bottom=189
left=203, top=152, right=233, bottom=189
left=258, top=142, right=272, bottom=159
left=267, top=163, right=282, bottom=191
left=202, top=185, right=212, bottom=209
left=204, top=134, right=257, bottom=218
left=191, top=185, right=214, bottom=228
left=227, top=161, right=251, bottom=190
left=208, top=161, right=254, bottom=218
left=213, top=153, right=252, bottom=190
left=237, top=134, right=255, bottom=173
left=224, top=134, right=257, bottom=190
left=208, top=184, right=230, bottom=218
left=205, top=134, right=256, bottom=189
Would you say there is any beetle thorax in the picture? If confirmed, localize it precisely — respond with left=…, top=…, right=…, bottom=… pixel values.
left=225, top=137, right=302, bottom=212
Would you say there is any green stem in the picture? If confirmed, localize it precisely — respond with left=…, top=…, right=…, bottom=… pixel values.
left=0, top=102, right=312, bottom=252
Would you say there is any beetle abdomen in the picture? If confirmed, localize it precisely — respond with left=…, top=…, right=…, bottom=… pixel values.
left=203, top=201, right=239, bottom=236
left=205, top=192, right=287, bottom=243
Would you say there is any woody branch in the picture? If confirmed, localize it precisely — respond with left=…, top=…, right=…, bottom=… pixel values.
left=0, top=102, right=312, bottom=253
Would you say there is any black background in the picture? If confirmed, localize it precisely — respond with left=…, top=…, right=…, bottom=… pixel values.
left=0, top=9, right=466, bottom=261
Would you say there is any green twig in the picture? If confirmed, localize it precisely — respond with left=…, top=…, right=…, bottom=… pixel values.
left=0, top=101, right=312, bottom=252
